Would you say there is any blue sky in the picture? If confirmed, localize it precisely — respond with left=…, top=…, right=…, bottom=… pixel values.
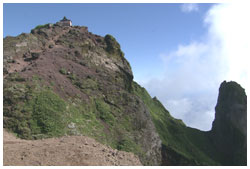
left=3, top=3, right=249, bottom=131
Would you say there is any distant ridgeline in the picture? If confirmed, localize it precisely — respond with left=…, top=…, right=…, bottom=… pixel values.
left=3, top=17, right=247, bottom=166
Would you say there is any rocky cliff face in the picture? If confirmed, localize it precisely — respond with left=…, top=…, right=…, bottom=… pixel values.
left=3, top=23, right=247, bottom=166
left=210, top=81, right=247, bottom=165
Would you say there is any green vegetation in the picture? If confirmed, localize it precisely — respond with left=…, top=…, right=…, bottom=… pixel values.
left=59, top=68, right=67, bottom=75
left=132, top=81, right=219, bottom=165
left=4, top=76, right=67, bottom=139
left=66, top=97, right=106, bottom=140
left=33, top=24, right=50, bottom=30
left=3, top=74, right=144, bottom=161
left=104, top=34, right=124, bottom=58
left=4, top=75, right=102, bottom=140
left=65, top=72, right=99, bottom=94
left=30, top=23, right=51, bottom=34
left=79, top=78, right=98, bottom=90
left=104, top=34, right=119, bottom=53
left=28, top=89, right=67, bottom=137
left=8, top=72, right=26, bottom=82
left=95, top=99, right=115, bottom=126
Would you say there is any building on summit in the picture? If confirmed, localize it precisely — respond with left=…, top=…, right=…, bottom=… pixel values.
left=57, top=16, right=72, bottom=26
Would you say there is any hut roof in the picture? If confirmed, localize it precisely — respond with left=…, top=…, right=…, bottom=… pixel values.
left=61, top=16, right=71, bottom=21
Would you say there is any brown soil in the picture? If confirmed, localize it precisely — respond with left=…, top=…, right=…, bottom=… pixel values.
left=3, top=129, right=142, bottom=166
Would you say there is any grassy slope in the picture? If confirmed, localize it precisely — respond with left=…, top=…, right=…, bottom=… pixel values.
left=3, top=73, right=145, bottom=162
left=132, top=81, right=220, bottom=165
left=3, top=73, right=221, bottom=165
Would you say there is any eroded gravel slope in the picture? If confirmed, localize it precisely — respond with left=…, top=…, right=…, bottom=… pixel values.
left=3, top=129, right=142, bottom=166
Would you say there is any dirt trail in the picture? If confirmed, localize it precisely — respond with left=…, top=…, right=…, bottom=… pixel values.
left=3, top=129, right=142, bottom=166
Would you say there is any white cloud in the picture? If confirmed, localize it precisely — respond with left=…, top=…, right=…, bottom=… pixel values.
left=165, top=98, right=192, bottom=119
left=181, top=3, right=199, bottom=13
left=141, top=3, right=249, bottom=131
left=204, top=3, right=249, bottom=89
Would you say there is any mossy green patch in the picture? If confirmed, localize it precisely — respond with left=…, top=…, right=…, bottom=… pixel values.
left=66, top=73, right=98, bottom=90
left=59, top=68, right=67, bottom=75
left=104, top=34, right=124, bottom=58
left=95, top=98, right=115, bottom=126
left=31, top=24, right=50, bottom=33
left=8, top=73, right=26, bottom=82
left=65, top=97, right=106, bottom=140
left=28, top=90, right=67, bottom=137
left=4, top=79, right=68, bottom=139
left=34, top=24, right=50, bottom=30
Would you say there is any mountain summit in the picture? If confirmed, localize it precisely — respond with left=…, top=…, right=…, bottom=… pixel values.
left=3, top=22, right=161, bottom=165
left=3, top=21, right=247, bottom=166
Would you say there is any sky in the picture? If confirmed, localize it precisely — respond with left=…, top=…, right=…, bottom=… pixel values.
left=3, top=3, right=249, bottom=131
